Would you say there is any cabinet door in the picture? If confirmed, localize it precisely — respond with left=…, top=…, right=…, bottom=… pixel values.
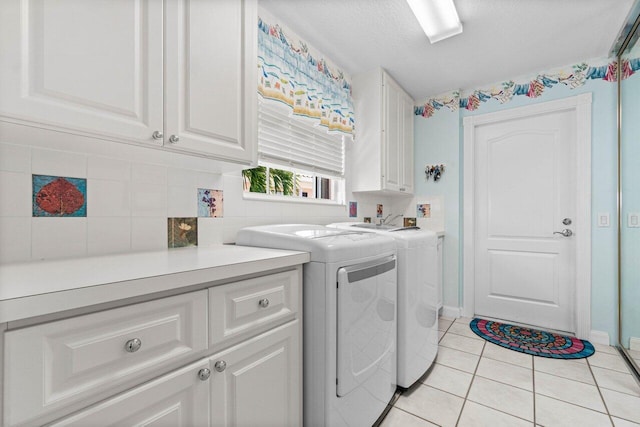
left=210, top=321, right=301, bottom=427
left=49, top=360, right=210, bottom=427
left=382, top=75, right=401, bottom=191
left=0, top=0, right=163, bottom=145
left=4, top=290, right=207, bottom=426
left=164, top=0, right=257, bottom=164
left=400, top=93, right=414, bottom=193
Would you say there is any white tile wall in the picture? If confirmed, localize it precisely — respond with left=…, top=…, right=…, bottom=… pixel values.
left=32, top=149, right=87, bottom=178
left=87, top=217, right=132, bottom=255
left=0, top=141, right=367, bottom=264
left=0, top=144, right=30, bottom=173
left=0, top=217, right=31, bottom=263
left=87, top=157, right=131, bottom=181
left=131, top=182, right=167, bottom=217
left=131, top=217, right=168, bottom=252
left=0, top=171, right=31, bottom=217
left=32, top=217, right=87, bottom=260
left=167, top=186, right=197, bottom=217
left=88, top=179, right=131, bottom=217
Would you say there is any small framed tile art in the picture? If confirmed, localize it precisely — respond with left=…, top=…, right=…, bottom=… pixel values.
left=349, top=201, right=357, bottom=218
left=198, top=188, right=223, bottom=217
left=168, top=217, right=198, bottom=248
left=376, top=204, right=383, bottom=218
left=417, top=204, right=431, bottom=218
left=404, top=217, right=417, bottom=227
left=32, top=174, right=87, bottom=217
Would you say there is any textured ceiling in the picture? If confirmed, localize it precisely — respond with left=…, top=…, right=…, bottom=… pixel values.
left=260, top=0, right=635, bottom=100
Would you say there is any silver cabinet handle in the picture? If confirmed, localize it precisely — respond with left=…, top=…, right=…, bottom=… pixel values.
left=152, top=130, right=163, bottom=140
left=198, top=368, right=211, bottom=381
left=124, top=338, right=142, bottom=353
left=214, top=360, right=227, bottom=372
left=169, top=135, right=179, bottom=144
left=258, top=298, right=270, bottom=308
left=553, top=229, right=573, bottom=237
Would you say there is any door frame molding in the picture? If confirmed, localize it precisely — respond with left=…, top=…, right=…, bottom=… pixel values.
left=462, top=93, right=592, bottom=339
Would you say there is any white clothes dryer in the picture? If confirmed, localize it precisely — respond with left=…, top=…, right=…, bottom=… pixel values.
left=236, top=224, right=398, bottom=427
left=328, top=223, right=439, bottom=389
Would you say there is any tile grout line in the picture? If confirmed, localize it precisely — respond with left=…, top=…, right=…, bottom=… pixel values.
left=454, top=336, right=485, bottom=427
left=532, top=355, right=536, bottom=426
left=587, top=357, right=616, bottom=426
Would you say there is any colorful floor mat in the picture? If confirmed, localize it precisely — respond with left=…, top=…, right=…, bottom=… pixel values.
left=470, top=318, right=595, bottom=359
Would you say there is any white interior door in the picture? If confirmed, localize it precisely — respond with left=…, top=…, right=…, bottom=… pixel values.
left=474, top=109, right=577, bottom=333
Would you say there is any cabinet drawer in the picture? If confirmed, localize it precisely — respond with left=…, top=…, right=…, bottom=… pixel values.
left=209, top=269, right=299, bottom=348
left=4, top=290, right=208, bottom=427
left=49, top=359, right=210, bottom=426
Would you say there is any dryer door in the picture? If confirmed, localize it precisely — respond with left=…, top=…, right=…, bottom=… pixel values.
left=336, top=255, right=397, bottom=397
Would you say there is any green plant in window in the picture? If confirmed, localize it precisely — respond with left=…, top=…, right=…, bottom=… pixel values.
left=270, top=168, right=295, bottom=195
left=242, top=166, right=267, bottom=193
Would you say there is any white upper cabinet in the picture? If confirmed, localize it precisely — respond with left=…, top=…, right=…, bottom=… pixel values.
left=0, top=0, right=164, bottom=145
left=0, top=0, right=257, bottom=165
left=164, top=0, right=257, bottom=164
left=351, top=69, right=414, bottom=195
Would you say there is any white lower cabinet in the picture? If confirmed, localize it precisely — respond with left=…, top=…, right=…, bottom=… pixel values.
left=2, top=268, right=303, bottom=427
left=210, top=321, right=301, bottom=427
left=50, top=321, right=300, bottom=427
left=49, top=359, right=211, bottom=427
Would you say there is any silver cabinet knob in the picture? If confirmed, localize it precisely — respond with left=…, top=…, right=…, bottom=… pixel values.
left=214, top=360, right=227, bottom=372
left=258, top=298, right=270, bottom=308
left=169, top=135, right=180, bottom=144
left=124, top=338, right=142, bottom=353
left=553, top=229, right=573, bottom=237
left=152, top=130, right=163, bottom=140
left=198, top=368, right=211, bottom=381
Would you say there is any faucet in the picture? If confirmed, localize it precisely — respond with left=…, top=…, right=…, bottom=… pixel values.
left=379, top=214, right=403, bottom=226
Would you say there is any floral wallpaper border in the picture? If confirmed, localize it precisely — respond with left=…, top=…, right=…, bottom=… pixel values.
left=258, top=15, right=354, bottom=135
left=415, top=57, right=640, bottom=118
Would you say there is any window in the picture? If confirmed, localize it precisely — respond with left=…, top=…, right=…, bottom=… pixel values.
left=243, top=98, right=346, bottom=204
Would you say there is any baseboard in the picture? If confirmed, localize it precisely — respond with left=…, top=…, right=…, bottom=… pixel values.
left=590, top=330, right=611, bottom=346
left=630, top=337, right=640, bottom=351
left=441, top=305, right=462, bottom=319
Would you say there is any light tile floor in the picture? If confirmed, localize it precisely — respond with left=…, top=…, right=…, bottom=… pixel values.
left=380, top=316, right=640, bottom=427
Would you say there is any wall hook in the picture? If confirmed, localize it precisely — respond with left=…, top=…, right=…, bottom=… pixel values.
left=425, top=164, right=445, bottom=181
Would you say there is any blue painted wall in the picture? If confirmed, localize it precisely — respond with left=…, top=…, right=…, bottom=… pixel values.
left=620, top=66, right=640, bottom=347
left=414, top=61, right=621, bottom=342
left=414, top=99, right=460, bottom=309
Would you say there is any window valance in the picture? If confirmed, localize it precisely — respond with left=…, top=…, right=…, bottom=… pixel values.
left=257, top=15, right=354, bottom=136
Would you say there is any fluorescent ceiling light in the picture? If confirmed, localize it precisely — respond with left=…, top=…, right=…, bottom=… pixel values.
left=407, top=0, right=463, bottom=44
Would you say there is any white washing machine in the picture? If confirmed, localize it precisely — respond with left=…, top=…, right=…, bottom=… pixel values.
left=236, top=224, right=397, bottom=427
left=328, top=223, right=439, bottom=389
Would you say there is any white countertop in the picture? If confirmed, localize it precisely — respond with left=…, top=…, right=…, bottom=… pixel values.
left=0, top=245, right=310, bottom=323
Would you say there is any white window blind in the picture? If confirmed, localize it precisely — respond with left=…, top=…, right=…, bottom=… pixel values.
left=258, top=98, right=345, bottom=176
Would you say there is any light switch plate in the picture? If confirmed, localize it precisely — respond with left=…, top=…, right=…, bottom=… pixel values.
left=598, top=213, right=610, bottom=227
left=629, top=213, right=640, bottom=228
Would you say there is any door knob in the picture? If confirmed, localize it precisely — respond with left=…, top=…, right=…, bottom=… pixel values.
left=198, top=368, right=211, bottom=381
left=553, top=229, right=573, bottom=237
left=124, top=338, right=142, bottom=353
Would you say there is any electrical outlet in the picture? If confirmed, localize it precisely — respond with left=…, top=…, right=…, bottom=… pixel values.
left=629, top=213, right=640, bottom=228
left=598, top=213, right=610, bottom=227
